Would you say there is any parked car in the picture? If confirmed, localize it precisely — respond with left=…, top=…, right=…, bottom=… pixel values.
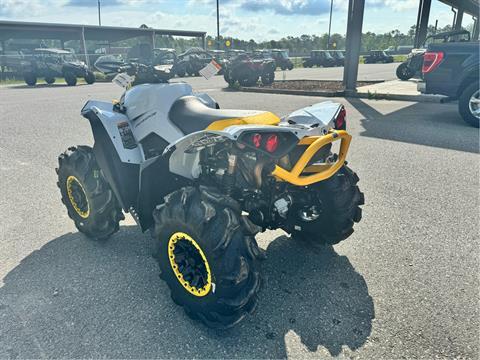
left=271, top=49, right=294, bottom=70
left=363, top=50, right=394, bottom=64
left=175, top=47, right=212, bottom=77
left=418, top=40, right=479, bottom=127
left=329, top=50, right=345, bottom=66
left=22, top=48, right=95, bottom=86
left=396, top=30, right=471, bottom=81
left=223, top=53, right=276, bottom=86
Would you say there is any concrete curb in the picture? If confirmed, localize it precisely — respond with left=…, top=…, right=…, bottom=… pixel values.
left=237, top=81, right=447, bottom=104
left=350, top=91, right=447, bottom=103
left=238, top=86, right=345, bottom=97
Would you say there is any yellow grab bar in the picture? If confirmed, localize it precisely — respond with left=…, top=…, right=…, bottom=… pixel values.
left=272, top=130, right=351, bottom=186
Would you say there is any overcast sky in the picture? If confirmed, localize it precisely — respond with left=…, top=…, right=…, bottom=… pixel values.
left=0, top=0, right=475, bottom=41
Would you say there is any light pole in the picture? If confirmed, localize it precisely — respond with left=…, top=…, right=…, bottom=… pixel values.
left=98, top=0, right=102, bottom=26
left=327, top=0, right=333, bottom=49
left=216, top=0, right=220, bottom=49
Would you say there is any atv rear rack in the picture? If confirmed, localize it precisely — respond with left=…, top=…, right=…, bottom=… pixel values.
left=272, top=130, right=351, bottom=186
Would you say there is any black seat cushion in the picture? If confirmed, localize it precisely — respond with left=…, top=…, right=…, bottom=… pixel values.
left=169, top=96, right=265, bottom=134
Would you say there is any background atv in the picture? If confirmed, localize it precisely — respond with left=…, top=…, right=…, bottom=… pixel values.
left=224, top=53, right=276, bottom=87
left=302, top=50, right=336, bottom=68
left=175, top=47, right=213, bottom=77
left=22, top=48, right=95, bottom=86
left=271, top=49, right=294, bottom=70
left=57, top=59, right=363, bottom=329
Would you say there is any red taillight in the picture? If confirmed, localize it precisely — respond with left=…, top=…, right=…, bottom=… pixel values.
left=265, top=134, right=279, bottom=153
left=422, top=51, right=444, bottom=74
left=335, top=106, right=346, bottom=130
left=252, top=133, right=262, bottom=148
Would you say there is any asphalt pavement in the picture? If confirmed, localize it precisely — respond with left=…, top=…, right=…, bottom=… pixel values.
left=0, top=69, right=479, bottom=359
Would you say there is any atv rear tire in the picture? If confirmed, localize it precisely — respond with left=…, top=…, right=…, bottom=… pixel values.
left=288, top=63, right=294, bottom=70
left=24, top=72, right=37, bottom=86
left=45, top=77, right=56, bottom=84
left=458, top=82, right=480, bottom=128
left=84, top=71, right=95, bottom=85
left=64, top=72, right=77, bottom=86
left=396, top=63, right=414, bottom=81
left=153, top=186, right=263, bottom=329
left=56, top=146, right=124, bottom=240
left=291, top=165, right=364, bottom=246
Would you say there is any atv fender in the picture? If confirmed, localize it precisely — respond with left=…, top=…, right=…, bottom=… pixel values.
left=81, top=100, right=142, bottom=164
left=81, top=100, right=141, bottom=211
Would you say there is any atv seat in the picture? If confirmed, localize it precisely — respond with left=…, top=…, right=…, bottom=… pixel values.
left=169, top=96, right=280, bottom=134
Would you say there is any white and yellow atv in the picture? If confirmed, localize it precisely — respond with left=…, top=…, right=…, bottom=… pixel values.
left=56, top=59, right=364, bottom=329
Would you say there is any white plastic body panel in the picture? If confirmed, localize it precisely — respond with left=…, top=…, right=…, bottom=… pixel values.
left=81, top=100, right=143, bottom=164
left=166, top=125, right=309, bottom=179
left=123, top=82, right=194, bottom=144
left=284, top=101, right=340, bottom=135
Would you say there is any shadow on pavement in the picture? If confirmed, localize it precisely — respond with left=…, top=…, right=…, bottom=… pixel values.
left=0, top=226, right=373, bottom=359
left=5, top=83, right=90, bottom=89
left=347, top=97, right=479, bottom=154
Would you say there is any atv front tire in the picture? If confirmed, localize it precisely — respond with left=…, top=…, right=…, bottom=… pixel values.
left=291, top=165, right=364, bottom=246
left=261, top=71, right=275, bottom=85
left=56, top=146, right=124, bottom=240
left=24, top=72, right=37, bottom=86
left=153, top=186, right=263, bottom=329
left=64, top=72, right=77, bottom=86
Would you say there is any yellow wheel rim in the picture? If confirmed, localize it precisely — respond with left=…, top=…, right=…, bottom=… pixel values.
left=66, top=175, right=90, bottom=219
left=168, top=232, right=212, bottom=297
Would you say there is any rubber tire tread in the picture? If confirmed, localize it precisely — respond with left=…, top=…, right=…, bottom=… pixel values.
left=153, top=186, right=263, bottom=329
left=294, top=165, right=364, bottom=246
left=458, top=82, right=480, bottom=128
left=56, top=146, right=124, bottom=240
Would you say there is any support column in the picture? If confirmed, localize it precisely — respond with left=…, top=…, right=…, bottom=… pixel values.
left=414, top=0, right=432, bottom=48
left=150, top=31, right=156, bottom=49
left=80, top=27, right=89, bottom=67
left=343, top=0, right=365, bottom=93
left=454, top=8, right=464, bottom=30
left=202, top=34, right=206, bottom=50
left=473, top=17, right=479, bottom=40
left=1, top=40, right=5, bottom=81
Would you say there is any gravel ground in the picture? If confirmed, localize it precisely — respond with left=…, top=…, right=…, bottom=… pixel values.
left=0, top=75, right=478, bottom=359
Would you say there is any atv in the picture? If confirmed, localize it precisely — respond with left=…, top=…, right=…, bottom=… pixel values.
left=223, top=53, right=276, bottom=87
left=271, top=49, right=294, bottom=70
left=56, top=58, right=364, bottom=329
left=175, top=47, right=213, bottom=77
left=22, top=48, right=95, bottom=86
left=302, top=50, right=336, bottom=68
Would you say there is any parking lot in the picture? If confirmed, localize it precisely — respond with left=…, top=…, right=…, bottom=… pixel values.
left=0, top=69, right=479, bottom=358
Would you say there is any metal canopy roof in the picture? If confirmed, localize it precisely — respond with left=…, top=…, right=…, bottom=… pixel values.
left=0, top=20, right=206, bottom=42
left=438, top=0, right=479, bottom=16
